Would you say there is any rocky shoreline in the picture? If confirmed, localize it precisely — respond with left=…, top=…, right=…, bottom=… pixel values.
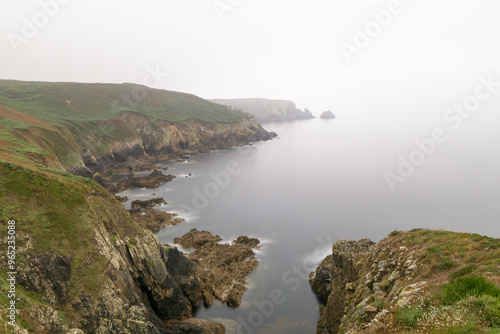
left=174, top=229, right=261, bottom=308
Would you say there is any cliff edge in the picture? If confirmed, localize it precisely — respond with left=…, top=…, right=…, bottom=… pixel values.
left=310, top=229, right=500, bottom=333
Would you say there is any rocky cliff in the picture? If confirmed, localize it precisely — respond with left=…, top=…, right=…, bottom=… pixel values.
left=0, top=80, right=277, bottom=178
left=0, top=81, right=279, bottom=333
left=210, top=98, right=315, bottom=123
left=309, top=229, right=500, bottom=333
left=0, top=162, right=234, bottom=333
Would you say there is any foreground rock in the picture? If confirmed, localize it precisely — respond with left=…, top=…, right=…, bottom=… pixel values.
left=309, top=230, right=500, bottom=333
left=320, top=110, right=335, bottom=119
left=129, top=207, right=184, bottom=232
left=174, top=229, right=260, bottom=307
left=109, top=169, right=175, bottom=193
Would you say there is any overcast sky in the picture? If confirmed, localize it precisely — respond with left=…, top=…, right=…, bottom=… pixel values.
left=1, top=0, right=500, bottom=116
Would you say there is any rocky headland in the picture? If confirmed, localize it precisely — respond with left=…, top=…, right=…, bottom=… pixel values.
left=309, top=229, right=500, bottom=333
left=210, top=98, right=315, bottom=123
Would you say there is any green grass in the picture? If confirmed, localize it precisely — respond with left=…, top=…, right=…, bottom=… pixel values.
left=440, top=277, right=500, bottom=305
left=0, top=80, right=246, bottom=125
left=451, top=265, right=477, bottom=280
left=0, top=162, right=143, bottom=299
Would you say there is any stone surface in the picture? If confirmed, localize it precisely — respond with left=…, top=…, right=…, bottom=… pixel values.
left=320, top=110, right=336, bottom=119
left=128, top=207, right=184, bottom=232
left=109, top=169, right=175, bottom=193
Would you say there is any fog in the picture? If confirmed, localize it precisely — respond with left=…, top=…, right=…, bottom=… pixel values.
left=1, top=0, right=500, bottom=192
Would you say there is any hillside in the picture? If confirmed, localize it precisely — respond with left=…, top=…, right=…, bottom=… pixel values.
left=310, top=229, right=500, bottom=333
left=0, top=80, right=278, bottom=333
left=210, top=98, right=314, bottom=123
left=0, top=80, right=276, bottom=176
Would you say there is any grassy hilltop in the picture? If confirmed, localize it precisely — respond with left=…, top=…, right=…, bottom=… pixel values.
left=0, top=80, right=245, bottom=125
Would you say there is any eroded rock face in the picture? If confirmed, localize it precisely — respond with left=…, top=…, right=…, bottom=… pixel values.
left=174, top=229, right=260, bottom=308
left=77, top=112, right=276, bottom=177
left=309, top=239, right=374, bottom=334
left=17, top=253, right=72, bottom=305
left=15, top=211, right=225, bottom=333
left=310, top=236, right=438, bottom=334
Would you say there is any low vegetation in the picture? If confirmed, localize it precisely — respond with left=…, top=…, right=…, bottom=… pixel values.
left=388, top=229, right=500, bottom=333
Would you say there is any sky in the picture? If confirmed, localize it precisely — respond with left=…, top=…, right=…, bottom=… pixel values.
left=1, top=0, right=500, bottom=116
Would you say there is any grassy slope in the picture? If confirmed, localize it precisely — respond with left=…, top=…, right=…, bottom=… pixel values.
left=0, top=80, right=245, bottom=125
left=0, top=80, right=250, bottom=167
left=0, top=159, right=145, bottom=330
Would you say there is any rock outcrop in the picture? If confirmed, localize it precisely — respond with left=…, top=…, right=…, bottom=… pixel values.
left=310, top=230, right=500, bottom=333
left=174, top=229, right=223, bottom=249
left=109, top=169, right=175, bottom=193
left=128, top=207, right=184, bottom=232
left=320, top=110, right=335, bottom=119
left=174, top=229, right=260, bottom=307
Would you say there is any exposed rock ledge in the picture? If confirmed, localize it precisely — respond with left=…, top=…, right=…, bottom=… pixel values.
left=174, top=229, right=260, bottom=307
left=109, top=169, right=176, bottom=193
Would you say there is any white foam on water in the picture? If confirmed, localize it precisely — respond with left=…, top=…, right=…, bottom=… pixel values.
left=300, top=243, right=332, bottom=268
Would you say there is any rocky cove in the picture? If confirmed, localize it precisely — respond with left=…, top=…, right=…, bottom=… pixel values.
left=1, top=82, right=499, bottom=333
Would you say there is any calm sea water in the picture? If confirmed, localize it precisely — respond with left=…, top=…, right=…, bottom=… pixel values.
left=118, top=115, right=500, bottom=333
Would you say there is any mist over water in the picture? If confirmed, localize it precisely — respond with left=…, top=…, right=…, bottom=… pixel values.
left=119, top=114, right=500, bottom=332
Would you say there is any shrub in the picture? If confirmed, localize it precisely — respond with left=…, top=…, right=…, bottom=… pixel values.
left=389, top=230, right=402, bottom=237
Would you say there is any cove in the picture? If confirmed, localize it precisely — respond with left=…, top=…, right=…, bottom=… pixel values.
left=117, top=115, right=500, bottom=333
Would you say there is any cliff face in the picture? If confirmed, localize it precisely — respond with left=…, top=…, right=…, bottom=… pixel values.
left=74, top=111, right=276, bottom=176
left=0, top=163, right=226, bottom=333
left=210, top=98, right=315, bottom=123
left=309, top=230, right=500, bottom=333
